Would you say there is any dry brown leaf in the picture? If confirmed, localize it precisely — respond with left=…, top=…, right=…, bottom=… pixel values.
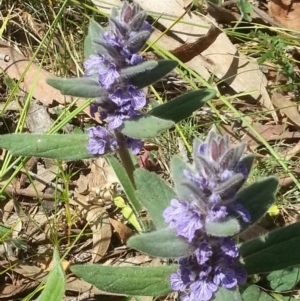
left=0, top=282, right=38, bottom=299
left=92, top=0, right=277, bottom=121
left=86, top=206, right=112, bottom=263
left=221, top=122, right=300, bottom=149
left=282, top=141, right=300, bottom=161
left=109, top=217, right=133, bottom=243
left=271, top=92, right=300, bottom=129
left=269, top=0, right=300, bottom=30
left=0, top=43, right=91, bottom=115
left=76, top=174, right=89, bottom=195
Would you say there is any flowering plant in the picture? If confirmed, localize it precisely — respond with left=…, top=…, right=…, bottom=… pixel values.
left=0, top=2, right=300, bottom=301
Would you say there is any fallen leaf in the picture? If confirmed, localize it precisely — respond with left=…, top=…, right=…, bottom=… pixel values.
left=0, top=43, right=91, bottom=116
left=271, top=92, right=300, bottom=129
left=86, top=206, right=112, bottom=263
left=269, top=0, right=300, bottom=30
left=109, top=218, right=133, bottom=243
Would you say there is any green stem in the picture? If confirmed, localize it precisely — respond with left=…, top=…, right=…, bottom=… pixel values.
left=115, top=130, right=136, bottom=187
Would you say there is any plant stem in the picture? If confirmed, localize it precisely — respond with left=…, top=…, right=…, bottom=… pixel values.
left=115, top=130, right=136, bottom=187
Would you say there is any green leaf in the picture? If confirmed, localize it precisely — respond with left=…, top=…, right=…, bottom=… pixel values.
left=84, top=34, right=93, bottom=59
left=240, top=221, right=300, bottom=275
left=149, top=89, right=216, bottom=123
left=89, top=19, right=105, bottom=40
left=84, top=19, right=106, bottom=59
left=134, top=169, right=176, bottom=229
left=106, top=154, right=142, bottom=215
left=267, top=267, right=300, bottom=291
left=170, top=156, right=196, bottom=202
left=205, top=218, right=240, bottom=237
left=127, top=227, right=191, bottom=258
left=70, top=265, right=176, bottom=296
left=120, top=61, right=158, bottom=79
left=237, top=0, right=253, bottom=22
left=0, top=133, right=93, bottom=160
left=214, top=287, right=242, bottom=301
left=121, top=115, right=174, bottom=139
left=114, top=196, right=142, bottom=232
left=242, top=285, right=273, bottom=301
left=131, top=60, right=178, bottom=89
left=37, top=249, right=65, bottom=301
left=237, top=177, right=278, bottom=230
left=47, top=76, right=105, bottom=98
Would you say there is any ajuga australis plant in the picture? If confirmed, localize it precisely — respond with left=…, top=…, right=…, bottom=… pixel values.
left=1, top=2, right=300, bottom=301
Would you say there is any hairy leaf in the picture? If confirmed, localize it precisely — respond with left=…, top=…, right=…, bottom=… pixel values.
left=127, top=227, right=191, bottom=258
left=134, top=169, right=176, bottom=229
left=120, top=60, right=158, bottom=79
left=47, top=77, right=105, bottom=98
left=121, top=115, right=174, bottom=138
left=240, top=221, right=300, bottom=274
left=131, top=60, right=178, bottom=89
left=70, top=265, right=176, bottom=296
left=170, top=156, right=198, bottom=202
left=0, top=133, right=93, bottom=160
left=106, top=154, right=142, bottom=215
left=237, top=177, right=278, bottom=230
left=205, top=218, right=240, bottom=237
left=149, top=89, right=216, bottom=123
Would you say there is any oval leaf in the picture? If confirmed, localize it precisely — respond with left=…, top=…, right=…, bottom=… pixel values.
left=205, top=218, right=240, bottom=237
left=242, top=285, right=273, bottom=301
left=70, top=265, right=177, bottom=296
left=214, top=287, right=242, bottom=301
left=121, top=115, right=174, bottom=138
left=106, top=154, right=142, bottom=215
left=120, top=60, right=158, bottom=79
left=149, top=89, right=216, bottom=123
left=170, top=155, right=198, bottom=202
left=131, top=60, right=178, bottom=89
left=134, top=169, right=176, bottom=229
left=240, top=221, right=300, bottom=275
left=267, top=267, right=300, bottom=291
left=0, top=133, right=93, bottom=160
left=127, top=227, right=191, bottom=258
left=237, top=176, right=278, bottom=231
left=37, top=249, right=65, bottom=301
left=47, top=77, right=105, bottom=98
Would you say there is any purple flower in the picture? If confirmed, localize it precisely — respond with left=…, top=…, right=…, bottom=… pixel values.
left=84, top=54, right=104, bottom=76
left=195, top=242, right=213, bottom=264
left=99, top=62, right=120, bottom=89
left=86, top=126, right=118, bottom=155
left=128, top=85, right=146, bottom=109
left=126, top=137, right=144, bottom=154
left=190, top=278, right=218, bottom=301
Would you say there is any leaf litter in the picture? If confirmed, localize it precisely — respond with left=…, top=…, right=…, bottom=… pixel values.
left=1, top=0, right=300, bottom=299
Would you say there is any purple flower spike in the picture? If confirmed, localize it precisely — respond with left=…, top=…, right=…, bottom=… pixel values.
left=164, top=129, right=253, bottom=300
left=86, top=126, right=118, bottom=155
